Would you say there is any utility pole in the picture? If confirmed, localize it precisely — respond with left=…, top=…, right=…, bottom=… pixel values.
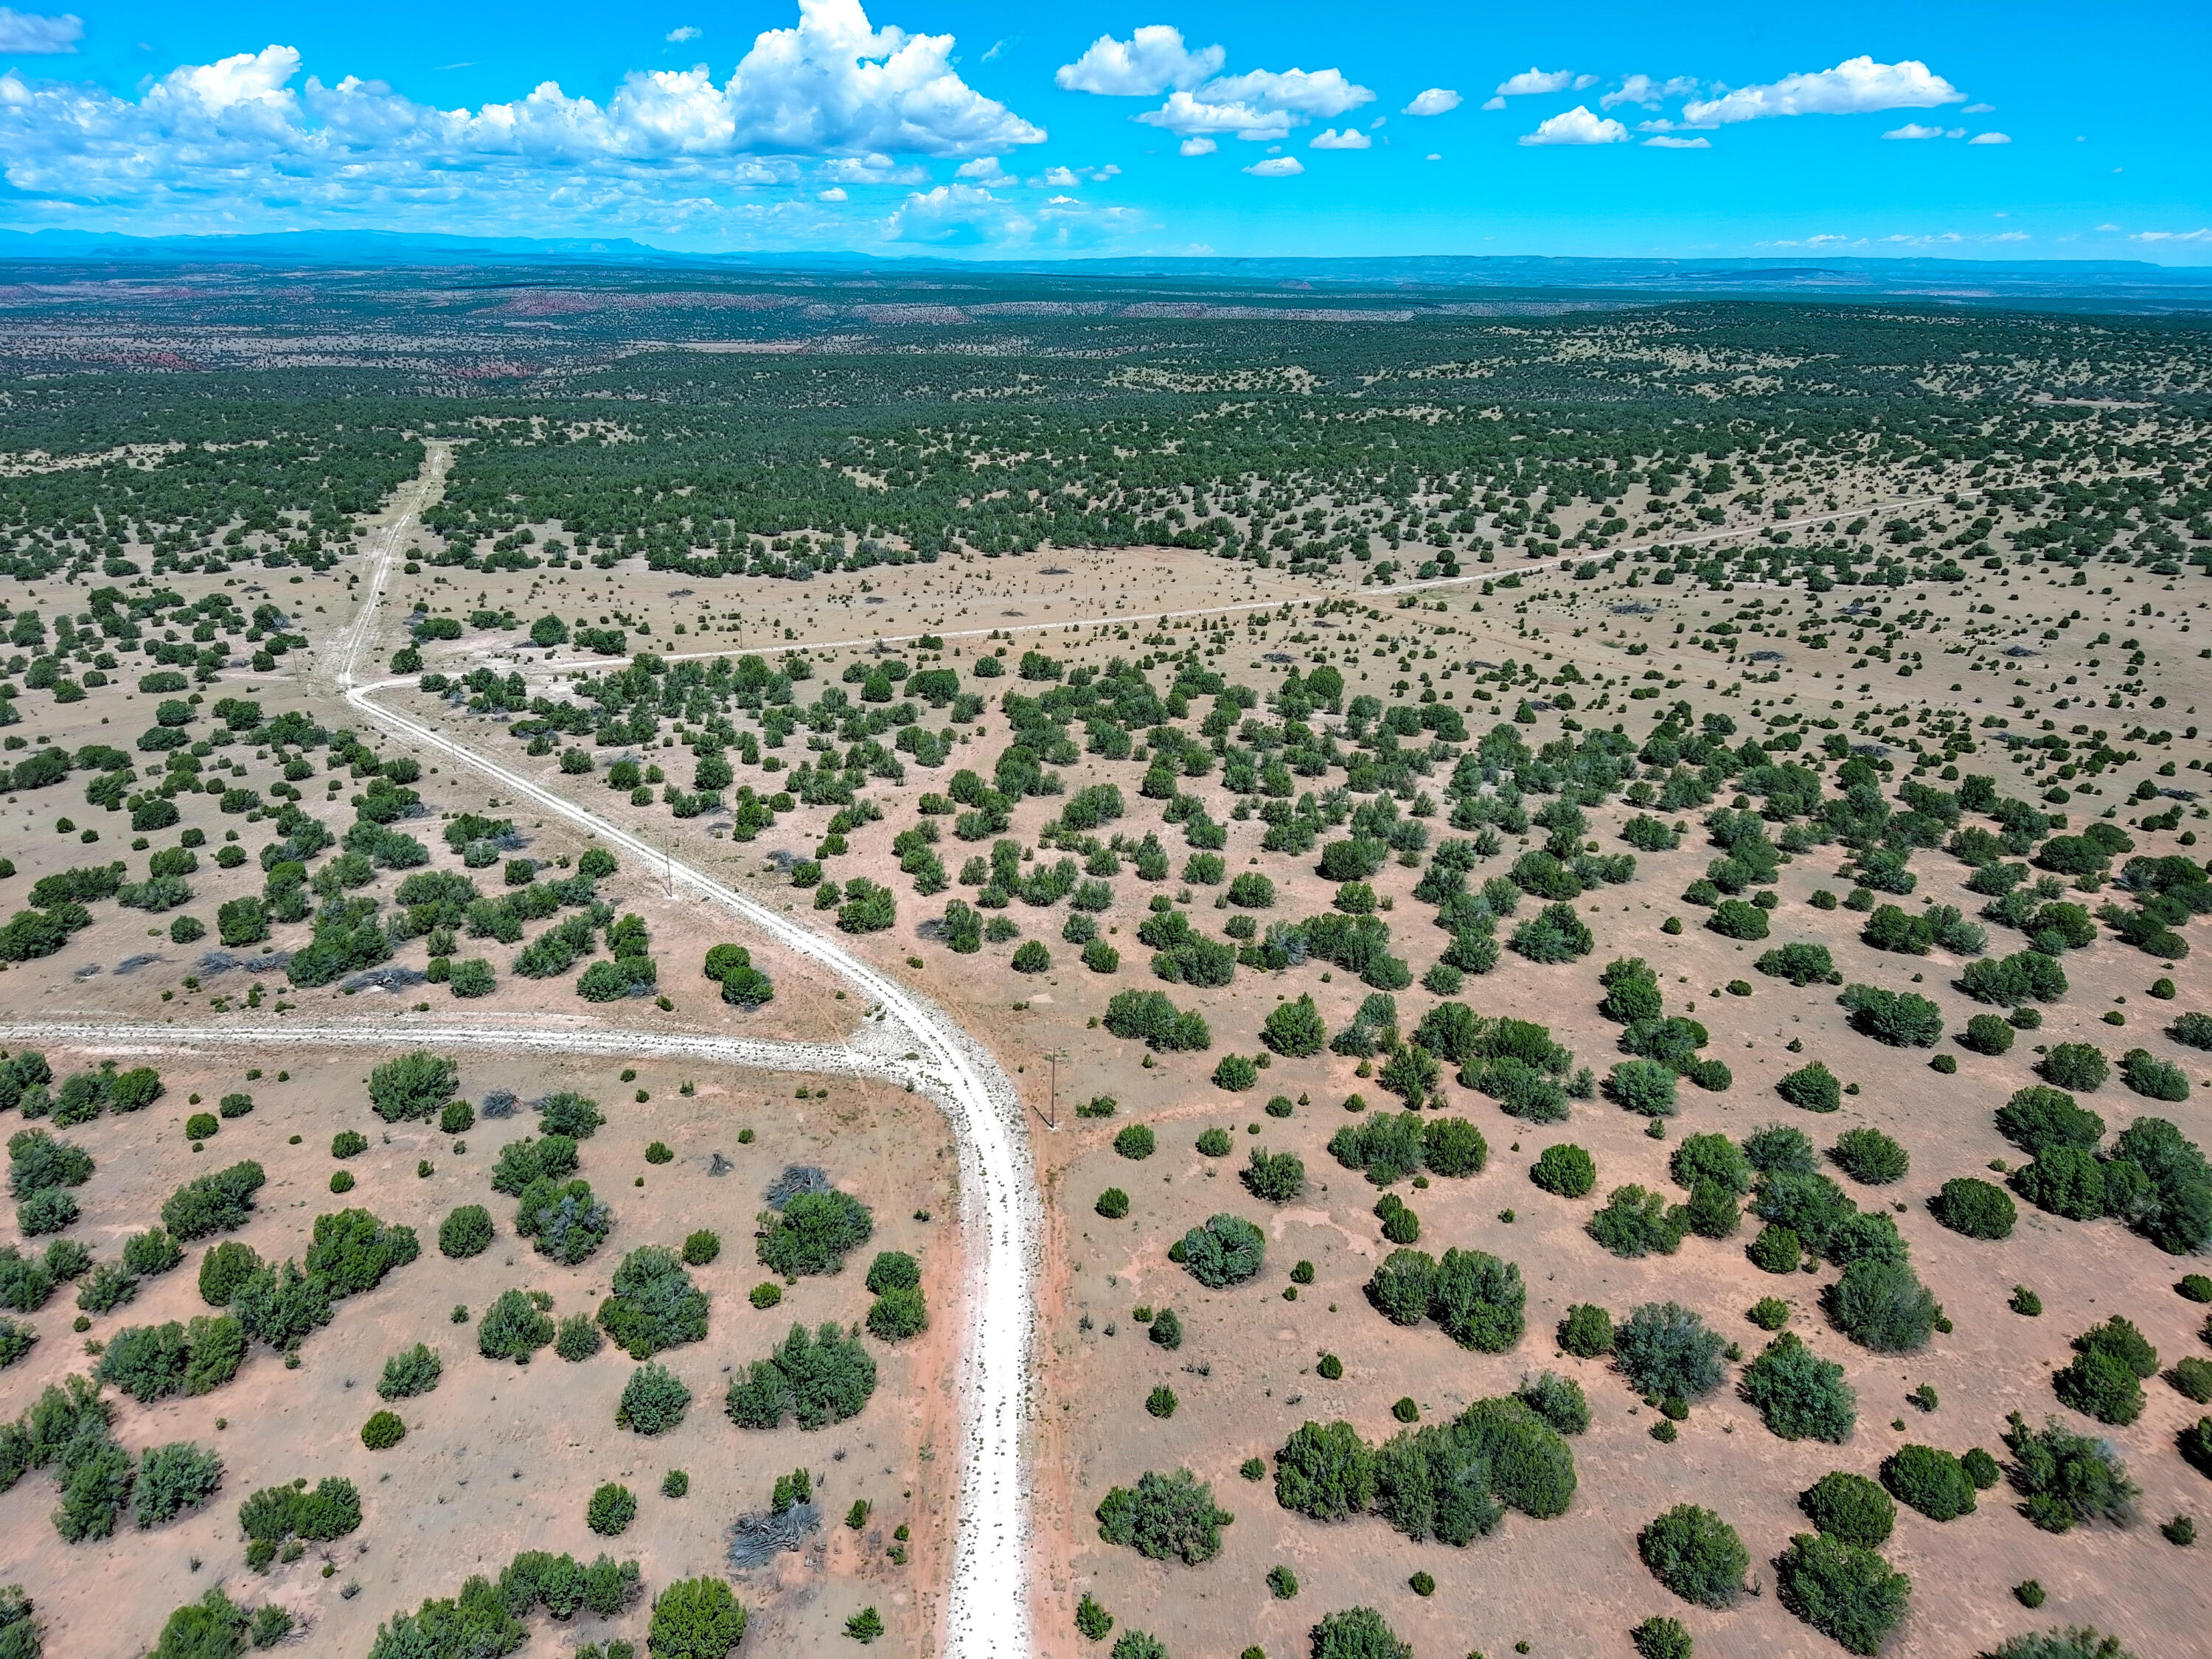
left=1043, top=1046, right=1068, bottom=1132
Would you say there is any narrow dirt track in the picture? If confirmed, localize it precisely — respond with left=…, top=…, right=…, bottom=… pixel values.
left=18, top=448, right=1040, bottom=1659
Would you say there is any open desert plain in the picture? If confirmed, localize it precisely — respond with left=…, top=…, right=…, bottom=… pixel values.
left=0, top=257, right=2209, bottom=1659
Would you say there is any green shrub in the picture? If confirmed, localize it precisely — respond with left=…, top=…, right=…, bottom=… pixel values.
left=588, top=1482, right=639, bottom=1536
left=1877, top=1443, right=1976, bottom=1521
left=1774, top=1530, right=1911, bottom=1655
left=1606, top=1060, right=1679, bottom=1119
left=1832, top=1128, right=1908, bottom=1186
left=1175, top=1214, right=1262, bottom=1289
left=1517, top=1371, right=1590, bottom=1436
left=1093, top=1467, right=1233, bottom=1564
left=195, top=1242, right=261, bottom=1310
left=477, top=1288, right=555, bottom=1363
left=1740, top=1332, right=1856, bottom=1443
left=1750, top=1296, right=1791, bottom=1331
left=2053, top=1318, right=2156, bottom=1425
left=1756, top=941, right=1837, bottom=986
left=1934, top=1178, right=2017, bottom=1240
left=437, top=1203, right=494, bottom=1260
left=331, top=1130, right=369, bottom=1159
left=598, top=1246, right=709, bottom=1357
left=1799, top=1470, right=1895, bottom=1548
left=1669, top=1133, right=1752, bottom=1194
left=1588, top=1186, right=1686, bottom=1258
left=161, top=1161, right=266, bottom=1240
left=2040, top=1043, right=2110, bottom=1092
left=1558, top=1303, right=1614, bottom=1357
left=1262, top=994, right=1327, bottom=1057
left=2003, top=1411, right=2142, bottom=1531
left=756, top=1189, right=872, bottom=1278
left=1615, top=1303, right=1726, bottom=1399
left=361, top=1410, right=406, bottom=1450
left=556, top=1314, right=603, bottom=1362
left=2120, top=1048, right=2190, bottom=1102
left=1531, top=1143, right=1596, bottom=1197
left=1748, top=1223, right=1804, bottom=1273
left=867, top=1284, right=928, bottom=1341
left=1273, top=1419, right=1377, bottom=1520
left=133, top=1440, right=224, bottom=1529
left=120, top=1228, right=184, bottom=1279
left=1638, top=1504, right=1749, bottom=1607
left=1310, top=1607, right=1411, bottom=1659
left=1826, top=1259, right=1939, bottom=1353
left=368, top=1052, right=458, bottom=1122
left=378, top=1343, right=442, bottom=1399
left=641, top=1575, right=743, bottom=1655
left=1631, top=1616, right=1693, bottom=1659
left=1961, top=1013, right=2017, bottom=1054
left=1990, top=1632, right=2140, bottom=1659
left=1074, top=1593, right=1114, bottom=1641
left=1243, top=1148, right=1306, bottom=1203
left=1096, top=1188, right=1130, bottom=1220
left=2170, top=1356, right=2212, bottom=1404
left=1838, top=985, right=1944, bottom=1047
left=1775, top=1062, right=1843, bottom=1113
left=149, top=1589, right=251, bottom=1659
left=1113, top=1125, right=1156, bottom=1160
left=616, top=1363, right=692, bottom=1435
left=724, top=1322, right=877, bottom=1430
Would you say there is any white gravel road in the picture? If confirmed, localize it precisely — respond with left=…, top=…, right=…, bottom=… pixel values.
left=14, top=449, right=1040, bottom=1658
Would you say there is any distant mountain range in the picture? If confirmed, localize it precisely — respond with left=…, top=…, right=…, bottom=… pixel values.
left=1, top=228, right=2207, bottom=309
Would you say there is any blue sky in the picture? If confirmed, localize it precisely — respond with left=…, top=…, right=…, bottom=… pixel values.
left=0, top=0, right=2205, bottom=260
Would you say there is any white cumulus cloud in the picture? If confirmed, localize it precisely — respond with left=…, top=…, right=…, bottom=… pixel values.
left=1644, top=135, right=1709, bottom=149
left=0, top=0, right=1047, bottom=236
left=1310, top=126, right=1371, bottom=149
left=666, top=25, right=701, bottom=43
left=817, top=185, right=846, bottom=199
left=1179, top=135, right=1215, bottom=156
left=0, top=7, right=80, bottom=53
left=1402, top=87, right=1460, bottom=116
left=1243, top=155, right=1303, bottom=176
left=1601, top=74, right=1697, bottom=109
left=1133, top=66, right=1373, bottom=141
left=954, top=154, right=1004, bottom=178
left=1493, top=66, right=1582, bottom=97
left=1054, top=24, right=1222, bottom=95
left=1968, top=131, right=2011, bottom=144
left=1882, top=122, right=1958, bottom=139
left=1520, top=105, right=1628, bottom=146
left=1682, top=55, right=1962, bottom=125
left=1964, top=102, right=1994, bottom=114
